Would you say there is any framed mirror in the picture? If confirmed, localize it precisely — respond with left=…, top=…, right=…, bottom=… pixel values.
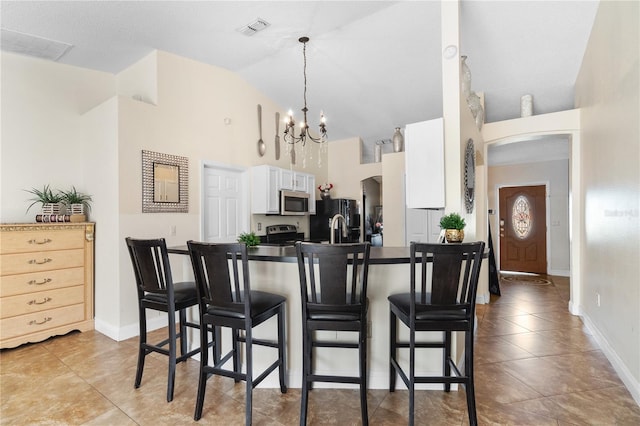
left=142, top=150, right=188, bottom=213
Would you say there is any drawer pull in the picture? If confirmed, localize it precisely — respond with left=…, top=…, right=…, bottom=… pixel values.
left=28, top=238, right=52, bottom=245
left=28, top=317, right=52, bottom=326
left=28, top=297, right=52, bottom=305
left=28, top=278, right=53, bottom=286
left=28, top=258, right=52, bottom=265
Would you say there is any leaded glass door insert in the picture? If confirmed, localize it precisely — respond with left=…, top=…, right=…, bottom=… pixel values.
left=512, top=195, right=532, bottom=239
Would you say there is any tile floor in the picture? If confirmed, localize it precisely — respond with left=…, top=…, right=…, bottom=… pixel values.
left=2, top=275, right=639, bottom=425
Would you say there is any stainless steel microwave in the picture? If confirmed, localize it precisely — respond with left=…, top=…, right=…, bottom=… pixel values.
left=280, top=190, right=309, bottom=215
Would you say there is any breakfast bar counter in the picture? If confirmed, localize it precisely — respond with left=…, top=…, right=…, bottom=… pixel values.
left=168, top=244, right=451, bottom=390
left=168, top=244, right=413, bottom=264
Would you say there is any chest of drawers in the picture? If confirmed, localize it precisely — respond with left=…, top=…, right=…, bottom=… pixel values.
left=0, top=223, right=94, bottom=349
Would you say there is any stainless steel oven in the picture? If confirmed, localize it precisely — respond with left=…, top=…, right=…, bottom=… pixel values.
left=280, top=190, right=309, bottom=215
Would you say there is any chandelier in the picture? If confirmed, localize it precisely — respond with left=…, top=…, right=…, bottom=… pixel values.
left=283, top=36, right=327, bottom=167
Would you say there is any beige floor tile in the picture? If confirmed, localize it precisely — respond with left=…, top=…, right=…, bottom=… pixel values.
left=2, top=274, right=639, bottom=425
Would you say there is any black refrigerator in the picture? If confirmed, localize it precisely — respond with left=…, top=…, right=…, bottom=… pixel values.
left=310, top=199, right=361, bottom=243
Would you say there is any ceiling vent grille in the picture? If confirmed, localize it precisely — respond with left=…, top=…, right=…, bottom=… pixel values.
left=1, top=28, right=73, bottom=61
left=236, top=18, right=270, bottom=36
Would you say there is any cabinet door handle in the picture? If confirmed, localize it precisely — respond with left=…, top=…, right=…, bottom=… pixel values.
left=28, top=238, right=52, bottom=245
left=28, top=297, right=52, bottom=305
left=28, top=317, right=52, bottom=326
left=28, top=278, right=52, bottom=286
left=28, top=258, right=52, bottom=265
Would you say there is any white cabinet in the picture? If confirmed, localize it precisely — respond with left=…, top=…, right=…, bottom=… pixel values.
left=405, top=208, right=444, bottom=244
left=405, top=118, right=445, bottom=208
left=251, top=165, right=281, bottom=214
left=280, top=169, right=293, bottom=191
left=251, top=166, right=317, bottom=215
left=281, top=170, right=310, bottom=193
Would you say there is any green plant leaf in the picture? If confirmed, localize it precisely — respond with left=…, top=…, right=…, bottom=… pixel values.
left=60, top=186, right=92, bottom=211
left=237, top=232, right=260, bottom=247
left=439, top=212, right=466, bottom=230
left=24, top=185, right=63, bottom=213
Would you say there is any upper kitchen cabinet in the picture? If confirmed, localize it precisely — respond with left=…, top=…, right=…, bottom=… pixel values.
left=281, top=169, right=312, bottom=193
left=280, top=169, right=293, bottom=191
left=252, top=165, right=280, bottom=214
left=251, top=165, right=316, bottom=215
left=405, top=118, right=445, bottom=209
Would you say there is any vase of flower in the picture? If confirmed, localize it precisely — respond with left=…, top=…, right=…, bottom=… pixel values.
left=318, top=183, right=333, bottom=200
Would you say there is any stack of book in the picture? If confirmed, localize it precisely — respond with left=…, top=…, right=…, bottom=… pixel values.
left=35, top=214, right=87, bottom=223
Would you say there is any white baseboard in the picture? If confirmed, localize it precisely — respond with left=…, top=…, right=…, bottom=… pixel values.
left=94, top=316, right=168, bottom=342
left=581, top=312, right=640, bottom=407
left=476, top=292, right=491, bottom=304
left=568, top=299, right=581, bottom=316
left=548, top=269, right=570, bottom=277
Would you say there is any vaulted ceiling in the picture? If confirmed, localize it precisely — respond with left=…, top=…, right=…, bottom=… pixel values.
left=1, top=1, right=599, bottom=162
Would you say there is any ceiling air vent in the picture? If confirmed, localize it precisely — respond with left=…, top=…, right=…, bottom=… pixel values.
left=236, top=18, right=270, bottom=36
left=1, top=28, right=73, bottom=61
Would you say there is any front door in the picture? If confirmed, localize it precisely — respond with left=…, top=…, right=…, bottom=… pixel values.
left=202, top=164, right=247, bottom=242
left=499, top=185, right=547, bottom=274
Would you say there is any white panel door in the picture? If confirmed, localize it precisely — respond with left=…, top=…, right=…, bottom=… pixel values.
left=203, top=165, right=246, bottom=242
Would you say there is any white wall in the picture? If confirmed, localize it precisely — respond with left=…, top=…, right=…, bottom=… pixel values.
left=488, top=159, right=570, bottom=276
left=0, top=53, right=115, bottom=222
left=0, top=50, right=325, bottom=339
left=574, top=0, right=640, bottom=403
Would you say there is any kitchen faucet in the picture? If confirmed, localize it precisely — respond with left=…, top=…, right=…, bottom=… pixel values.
left=330, top=214, right=348, bottom=244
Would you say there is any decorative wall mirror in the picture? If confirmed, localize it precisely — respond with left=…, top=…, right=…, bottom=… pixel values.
left=464, top=138, right=475, bottom=213
left=142, top=150, right=189, bottom=213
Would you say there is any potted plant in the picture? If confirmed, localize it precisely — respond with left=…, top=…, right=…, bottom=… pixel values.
left=237, top=231, right=261, bottom=247
left=439, top=212, right=466, bottom=243
left=60, top=186, right=92, bottom=216
left=25, top=185, right=64, bottom=214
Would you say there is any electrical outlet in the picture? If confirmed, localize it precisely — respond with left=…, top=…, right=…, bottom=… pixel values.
left=257, top=223, right=262, bottom=231
left=170, top=225, right=176, bottom=236
left=596, top=293, right=601, bottom=307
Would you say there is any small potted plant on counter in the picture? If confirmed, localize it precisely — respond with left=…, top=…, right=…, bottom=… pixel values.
left=439, top=212, right=466, bottom=243
left=238, top=231, right=261, bottom=248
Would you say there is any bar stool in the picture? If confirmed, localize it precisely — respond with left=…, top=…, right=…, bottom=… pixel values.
left=388, top=241, right=485, bottom=426
left=125, top=237, right=204, bottom=402
left=295, top=242, right=371, bottom=426
left=187, top=241, right=287, bottom=424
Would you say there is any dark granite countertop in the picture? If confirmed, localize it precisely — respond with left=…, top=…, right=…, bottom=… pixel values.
left=168, top=244, right=413, bottom=265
